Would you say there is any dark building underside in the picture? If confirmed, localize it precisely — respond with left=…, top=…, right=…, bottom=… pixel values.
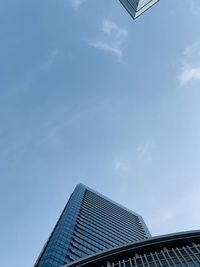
left=119, top=0, right=160, bottom=19
left=65, top=230, right=200, bottom=267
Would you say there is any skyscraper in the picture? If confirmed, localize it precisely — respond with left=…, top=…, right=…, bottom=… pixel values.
left=35, top=184, right=151, bottom=267
left=119, top=0, right=160, bottom=19
left=35, top=184, right=200, bottom=267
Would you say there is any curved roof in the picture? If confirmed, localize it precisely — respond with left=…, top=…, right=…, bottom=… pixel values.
left=65, top=230, right=200, bottom=267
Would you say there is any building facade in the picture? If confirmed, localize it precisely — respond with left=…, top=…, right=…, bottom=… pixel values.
left=35, top=184, right=151, bottom=267
left=64, top=231, right=200, bottom=267
left=119, top=0, right=160, bottom=19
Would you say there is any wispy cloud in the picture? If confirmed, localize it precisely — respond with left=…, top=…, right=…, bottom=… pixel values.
left=89, top=19, right=128, bottom=59
left=114, top=157, right=129, bottom=172
left=178, top=40, right=200, bottom=86
left=183, top=40, right=200, bottom=58
left=70, top=0, right=86, bottom=10
left=102, top=20, right=128, bottom=39
left=114, top=140, right=155, bottom=173
left=90, top=42, right=122, bottom=58
left=136, top=140, right=155, bottom=161
left=179, top=65, right=200, bottom=86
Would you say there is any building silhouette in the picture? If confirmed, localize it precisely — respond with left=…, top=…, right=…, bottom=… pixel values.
left=119, top=0, right=160, bottom=19
left=35, top=184, right=151, bottom=267
left=35, top=184, right=200, bottom=267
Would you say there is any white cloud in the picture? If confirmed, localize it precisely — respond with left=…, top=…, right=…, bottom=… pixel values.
left=179, top=65, right=200, bottom=86
left=102, top=20, right=128, bottom=40
left=70, top=0, right=86, bottom=10
left=179, top=40, right=200, bottom=86
left=89, top=41, right=122, bottom=58
left=89, top=19, right=128, bottom=59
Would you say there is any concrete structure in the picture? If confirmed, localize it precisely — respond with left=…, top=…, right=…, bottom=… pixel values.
left=64, top=230, right=200, bottom=267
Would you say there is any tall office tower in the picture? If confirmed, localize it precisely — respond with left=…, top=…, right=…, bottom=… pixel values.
left=35, top=184, right=151, bottom=267
left=119, top=0, right=160, bottom=19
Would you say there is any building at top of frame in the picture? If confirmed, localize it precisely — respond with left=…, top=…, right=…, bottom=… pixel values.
left=119, top=0, right=160, bottom=19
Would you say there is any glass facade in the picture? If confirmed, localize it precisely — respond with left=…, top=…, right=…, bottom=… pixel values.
left=119, top=0, right=160, bottom=19
left=35, top=184, right=151, bottom=267
left=34, top=184, right=86, bottom=267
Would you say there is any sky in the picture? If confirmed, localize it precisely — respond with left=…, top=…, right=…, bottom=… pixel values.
left=0, top=0, right=200, bottom=266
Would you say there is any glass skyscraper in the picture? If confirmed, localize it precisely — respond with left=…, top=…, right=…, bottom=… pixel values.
left=35, top=184, right=151, bottom=267
left=35, top=184, right=200, bottom=267
left=119, top=0, right=160, bottom=19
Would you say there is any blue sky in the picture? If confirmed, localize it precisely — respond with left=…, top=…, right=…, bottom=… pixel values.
left=1, top=0, right=200, bottom=266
